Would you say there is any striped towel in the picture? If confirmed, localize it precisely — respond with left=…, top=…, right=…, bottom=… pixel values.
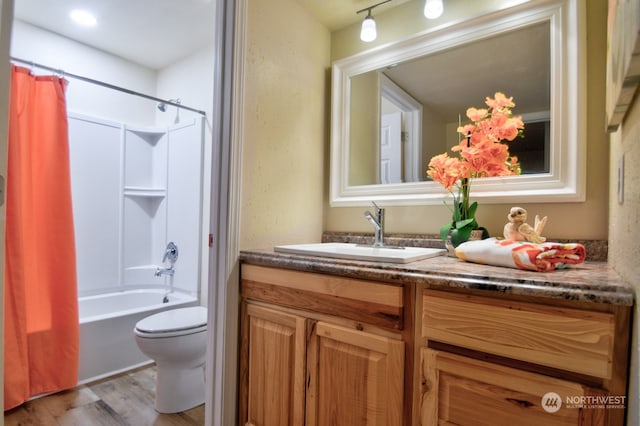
left=454, top=238, right=586, bottom=272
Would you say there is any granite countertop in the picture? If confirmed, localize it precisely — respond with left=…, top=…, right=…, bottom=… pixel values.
left=239, top=248, right=634, bottom=307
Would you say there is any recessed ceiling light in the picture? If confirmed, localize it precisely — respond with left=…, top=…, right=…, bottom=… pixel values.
left=70, top=9, right=97, bottom=27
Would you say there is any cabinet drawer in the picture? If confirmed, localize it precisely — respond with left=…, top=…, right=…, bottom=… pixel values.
left=241, top=264, right=404, bottom=330
left=422, top=290, right=615, bottom=378
left=421, top=349, right=606, bottom=426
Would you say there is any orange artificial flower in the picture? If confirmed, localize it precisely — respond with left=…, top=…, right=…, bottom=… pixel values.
left=426, top=92, right=524, bottom=246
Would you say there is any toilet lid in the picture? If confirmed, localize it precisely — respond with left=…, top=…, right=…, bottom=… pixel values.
left=135, top=306, right=207, bottom=334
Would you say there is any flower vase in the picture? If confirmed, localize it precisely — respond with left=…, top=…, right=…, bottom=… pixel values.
left=445, top=229, right=484, bottom=257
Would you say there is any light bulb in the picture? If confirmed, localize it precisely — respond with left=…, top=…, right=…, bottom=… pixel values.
left=424, top=0, right=443, bottom=19
left=360, top=16, right=377, bottom=42
left=70, top=9, right=97, bottom=27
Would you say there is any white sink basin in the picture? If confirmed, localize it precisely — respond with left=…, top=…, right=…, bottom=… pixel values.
left=274, top=242, right=446, bottom=264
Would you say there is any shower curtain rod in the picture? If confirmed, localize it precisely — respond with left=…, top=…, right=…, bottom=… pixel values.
left=10, top=56, right=207, bottom=117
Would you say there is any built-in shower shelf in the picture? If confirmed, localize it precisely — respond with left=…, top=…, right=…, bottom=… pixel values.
left=124, top=187, right=166, bottom=198
left=125, top=125, right=166, bottom=145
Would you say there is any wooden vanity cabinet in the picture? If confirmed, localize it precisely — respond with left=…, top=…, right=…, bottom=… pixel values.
left=238, top=262, right=631, bottom=426
left=239, top=264, right=408, bottom=426
left=417, top=289, right=630, bottom=426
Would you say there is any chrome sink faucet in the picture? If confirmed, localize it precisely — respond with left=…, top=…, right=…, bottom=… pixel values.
left=364, top=201, right=385, bottom=247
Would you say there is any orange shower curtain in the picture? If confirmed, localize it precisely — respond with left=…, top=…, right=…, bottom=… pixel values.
left=4, top=66, right=79, bottom=410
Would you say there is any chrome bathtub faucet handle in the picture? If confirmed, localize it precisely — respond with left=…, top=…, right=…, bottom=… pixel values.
left=162, top=242, right=179, bottom=266
left=156, top=242, right=178, bottom=277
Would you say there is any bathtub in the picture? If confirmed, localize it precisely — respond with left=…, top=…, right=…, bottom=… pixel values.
left=78, top=289, right=198, bottom=384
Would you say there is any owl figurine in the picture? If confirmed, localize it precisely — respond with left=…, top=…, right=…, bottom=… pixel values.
left=503, top=207, right=548, bottom=244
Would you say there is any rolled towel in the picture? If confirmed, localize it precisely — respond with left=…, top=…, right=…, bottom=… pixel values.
left=454, top=238, right=586, bottom=272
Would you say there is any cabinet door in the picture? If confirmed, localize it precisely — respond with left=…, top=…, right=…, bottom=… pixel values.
left=306, top=321, right=405, bottom=426
left=421, top=349, right=607, bottom=426
left=240, top=304, right=307, bottom=426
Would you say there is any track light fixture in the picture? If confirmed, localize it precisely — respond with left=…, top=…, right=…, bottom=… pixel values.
left=424, top=0, right=443, bottom=19
left=356, top=0, right=392, bottom=43
left=356, top=0, right=444, bottom=42
left=360, top=10, right=376, bottom=42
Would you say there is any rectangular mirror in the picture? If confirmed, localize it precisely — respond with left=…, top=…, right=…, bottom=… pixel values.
left=330, top=0, right=585, bottom=206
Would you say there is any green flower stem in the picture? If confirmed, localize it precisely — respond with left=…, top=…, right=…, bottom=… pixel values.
left=460, top=177, right=470, bottom=220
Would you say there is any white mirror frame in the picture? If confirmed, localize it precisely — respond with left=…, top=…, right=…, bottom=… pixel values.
left=330, top=0, right=585, bottom=207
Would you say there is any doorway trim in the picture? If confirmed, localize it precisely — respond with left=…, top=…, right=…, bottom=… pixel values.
left=205, top=0, right=243, bottom=424
left=380, top=73, right=423, bottom=183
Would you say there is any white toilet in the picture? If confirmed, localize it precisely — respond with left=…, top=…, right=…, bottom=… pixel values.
left=134, top=306, right=207, bottom=413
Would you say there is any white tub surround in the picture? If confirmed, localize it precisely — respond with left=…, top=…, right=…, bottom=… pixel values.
left=69, top=112, right=205, bottom=299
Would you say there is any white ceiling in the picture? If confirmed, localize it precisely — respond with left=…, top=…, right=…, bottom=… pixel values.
left=13, top=0, right=217, bottom=69
left=13, top=0, right=549, bottom=126
left=12, top=0, right=384, bottom=70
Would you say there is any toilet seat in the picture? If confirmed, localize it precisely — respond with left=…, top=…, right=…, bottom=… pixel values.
left=135, top=306, right=207, bottom=338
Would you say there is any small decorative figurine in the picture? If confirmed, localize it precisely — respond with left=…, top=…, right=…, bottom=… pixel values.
left=503, top=206, right=548, bottom=244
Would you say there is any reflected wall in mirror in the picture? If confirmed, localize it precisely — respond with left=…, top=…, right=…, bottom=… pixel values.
left=350, top=22, right=550, bottom=186
left=331, top=0, right=585, bottom=206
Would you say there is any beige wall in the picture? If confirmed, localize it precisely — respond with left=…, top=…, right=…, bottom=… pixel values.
left=238, top=0, right=330, bottom=250
left=330, top=0, right=512, bottom=61
left=239, top=0, right=610, bottom=243
left=609, top=55, right=640, bottom=426
left=349, top=72, right=379, bottom=185
left=610, top=113, right=639, bottom=425
left=326, top=0, right=609, bottom=240
left=605, top=3, right=640, bottom=421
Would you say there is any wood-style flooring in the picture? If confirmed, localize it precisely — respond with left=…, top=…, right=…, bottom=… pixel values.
left=4, top=366, right=205, bottom=426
